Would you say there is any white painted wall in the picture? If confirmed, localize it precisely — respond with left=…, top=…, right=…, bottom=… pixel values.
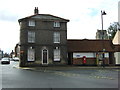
left=73, top=53, right=96, bottom=58
left=118, top=1, right=120, bottom=23
left=114, top=52, right=120, bottom=64
left=73, top=52, right=109, bottom=58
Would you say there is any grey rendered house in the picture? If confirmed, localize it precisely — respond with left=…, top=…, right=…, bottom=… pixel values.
left=18, top=7, right=69, bottom=67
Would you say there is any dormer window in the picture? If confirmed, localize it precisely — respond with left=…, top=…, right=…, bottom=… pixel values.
left=54, top=21, right=60, bottom=27
left=28, top=20, right=35, bottom=26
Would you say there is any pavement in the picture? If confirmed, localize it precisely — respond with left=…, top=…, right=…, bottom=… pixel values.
left=13, top=65, right=120, bottom=72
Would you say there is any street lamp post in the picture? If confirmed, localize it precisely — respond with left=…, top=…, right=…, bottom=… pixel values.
left=101, top=10, right=106, bottom=67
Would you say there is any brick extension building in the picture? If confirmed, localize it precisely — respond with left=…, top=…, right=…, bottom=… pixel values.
left=67, top=39, right=115, bottom=65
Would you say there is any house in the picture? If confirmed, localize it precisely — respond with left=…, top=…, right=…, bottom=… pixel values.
left=113, top=30, right=120, bottom=65
left=14, top=43, right=20, bottom=58
left=67, top=39, right=115, bottom=66
left=10, top=50, right=15, bottom=58
left=18, top=7, right=69, bottom=67
left=0, top=49, right=3, bottom=59
left=112, top=1, right=120, bottom=65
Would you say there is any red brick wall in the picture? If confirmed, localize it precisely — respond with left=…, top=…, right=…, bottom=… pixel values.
left=73, top=58, right=109, bottom=65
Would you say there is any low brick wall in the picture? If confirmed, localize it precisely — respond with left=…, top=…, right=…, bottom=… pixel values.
left=73, top=58, right=109, bottom=65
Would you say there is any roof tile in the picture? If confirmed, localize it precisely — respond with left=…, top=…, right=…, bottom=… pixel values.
left=67, top=39, right=115, bottom=52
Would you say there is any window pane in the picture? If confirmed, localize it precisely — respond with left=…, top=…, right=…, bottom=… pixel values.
left=27, top=48, right=35, bottom=61
left=54, top=49, right=60, bottom=61
left=53, top=32, right=60, bottom=43
left=28, top=31, right=35, bottom=43
left=29, top=20, right=35, bottom=26
left=54, top=21, right=60, bottom=27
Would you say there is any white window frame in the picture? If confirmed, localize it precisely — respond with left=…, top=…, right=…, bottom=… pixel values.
left=28, top=31, right=35, bottom=43
left=28, top=20, right=35, bottom=26
left=53, top=32, right=60, bottom=43
left=27, top=47, right=35, bottom=61
left=54, top=47, right=60, bottom=61
left=54, top=21, right=60, bottom=27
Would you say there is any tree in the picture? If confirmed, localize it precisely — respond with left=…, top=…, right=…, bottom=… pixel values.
left=4, top=53, right=9, bottom=57
left=107, top=22, right=119, bottom=40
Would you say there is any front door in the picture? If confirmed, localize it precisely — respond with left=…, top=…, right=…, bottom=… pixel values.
left=42, top=49, right=48, bottom=64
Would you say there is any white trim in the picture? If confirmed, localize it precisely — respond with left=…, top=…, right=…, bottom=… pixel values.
left=42, top=49, right=48, bottom=64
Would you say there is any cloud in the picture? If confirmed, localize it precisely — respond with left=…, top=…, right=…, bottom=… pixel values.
left=0, top=0, right=119, bottom=53
left=0, top=10, right=18, bottom=22
left=0, top=21, right=19, bottom=53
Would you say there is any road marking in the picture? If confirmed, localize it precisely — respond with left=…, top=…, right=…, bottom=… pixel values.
left=89, top=75, right=115, bottom=80
left=53, top=71, right=81, bottom=77
left=13, top=65, right=34, bottom=70
left=114, top=69, right=120, bottom=71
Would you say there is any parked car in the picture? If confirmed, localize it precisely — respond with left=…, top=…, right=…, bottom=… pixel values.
left=9, top=58, right=14, bottom=61
left=1, top=58, right=10, bottom=64
left=13, top=57, right=19, bottom=61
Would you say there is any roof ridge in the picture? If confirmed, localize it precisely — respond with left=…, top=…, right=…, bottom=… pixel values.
left=18, top=14, right=69, bottom=22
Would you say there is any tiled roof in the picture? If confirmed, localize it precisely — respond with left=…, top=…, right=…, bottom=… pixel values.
left=18, top=14, right=69, bottom=22
left=67, top=39, right=115, bottom=52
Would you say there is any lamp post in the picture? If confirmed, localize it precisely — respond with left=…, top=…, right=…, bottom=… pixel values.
left=101, top=10, right=106, bottom=67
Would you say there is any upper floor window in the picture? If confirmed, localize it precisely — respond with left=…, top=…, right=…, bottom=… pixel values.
left=54, top=21, right=60, bottom=27
left=28, top=20, right=35, bottom=26
left=53, top=32, right=60, bottom=43
left=28, top=31, right=35, bottom=43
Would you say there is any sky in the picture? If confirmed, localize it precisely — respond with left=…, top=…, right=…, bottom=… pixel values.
left=0, top=0, right=119, bottom=53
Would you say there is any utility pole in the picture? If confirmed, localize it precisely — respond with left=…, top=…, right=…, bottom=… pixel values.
left=101, top=10, right=107, bottom=67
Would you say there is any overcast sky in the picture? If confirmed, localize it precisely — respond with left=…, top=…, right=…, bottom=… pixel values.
left=0, top=0, right=119, bottom=53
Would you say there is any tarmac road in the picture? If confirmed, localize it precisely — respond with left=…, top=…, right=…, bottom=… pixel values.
left=1, top=61, right=119, bottom=89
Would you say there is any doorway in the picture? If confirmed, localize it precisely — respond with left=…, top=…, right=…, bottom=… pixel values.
left=42, top=49, right=48, bottom=64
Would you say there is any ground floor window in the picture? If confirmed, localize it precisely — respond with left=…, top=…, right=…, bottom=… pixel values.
left=27, top=47, right=35, bottom=61
left=54, top=47, right=60, bottom=61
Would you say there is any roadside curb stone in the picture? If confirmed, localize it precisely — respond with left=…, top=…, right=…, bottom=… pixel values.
left=13, top=65, right=120, bottom=71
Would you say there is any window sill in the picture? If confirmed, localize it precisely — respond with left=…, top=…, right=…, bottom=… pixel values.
left=54, top=59, right=60, bottom=61
left=54, top=42, right=60, bottom=44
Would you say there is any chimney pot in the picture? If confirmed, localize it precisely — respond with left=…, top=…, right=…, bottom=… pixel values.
left=34, top=7, right=39, bottom=15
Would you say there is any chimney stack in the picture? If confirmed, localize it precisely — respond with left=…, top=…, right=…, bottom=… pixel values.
left=34, top=7, right=39, bottom=15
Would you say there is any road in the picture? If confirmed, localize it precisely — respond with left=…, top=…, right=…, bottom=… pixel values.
left=0, top=61, right=119, bottom=89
